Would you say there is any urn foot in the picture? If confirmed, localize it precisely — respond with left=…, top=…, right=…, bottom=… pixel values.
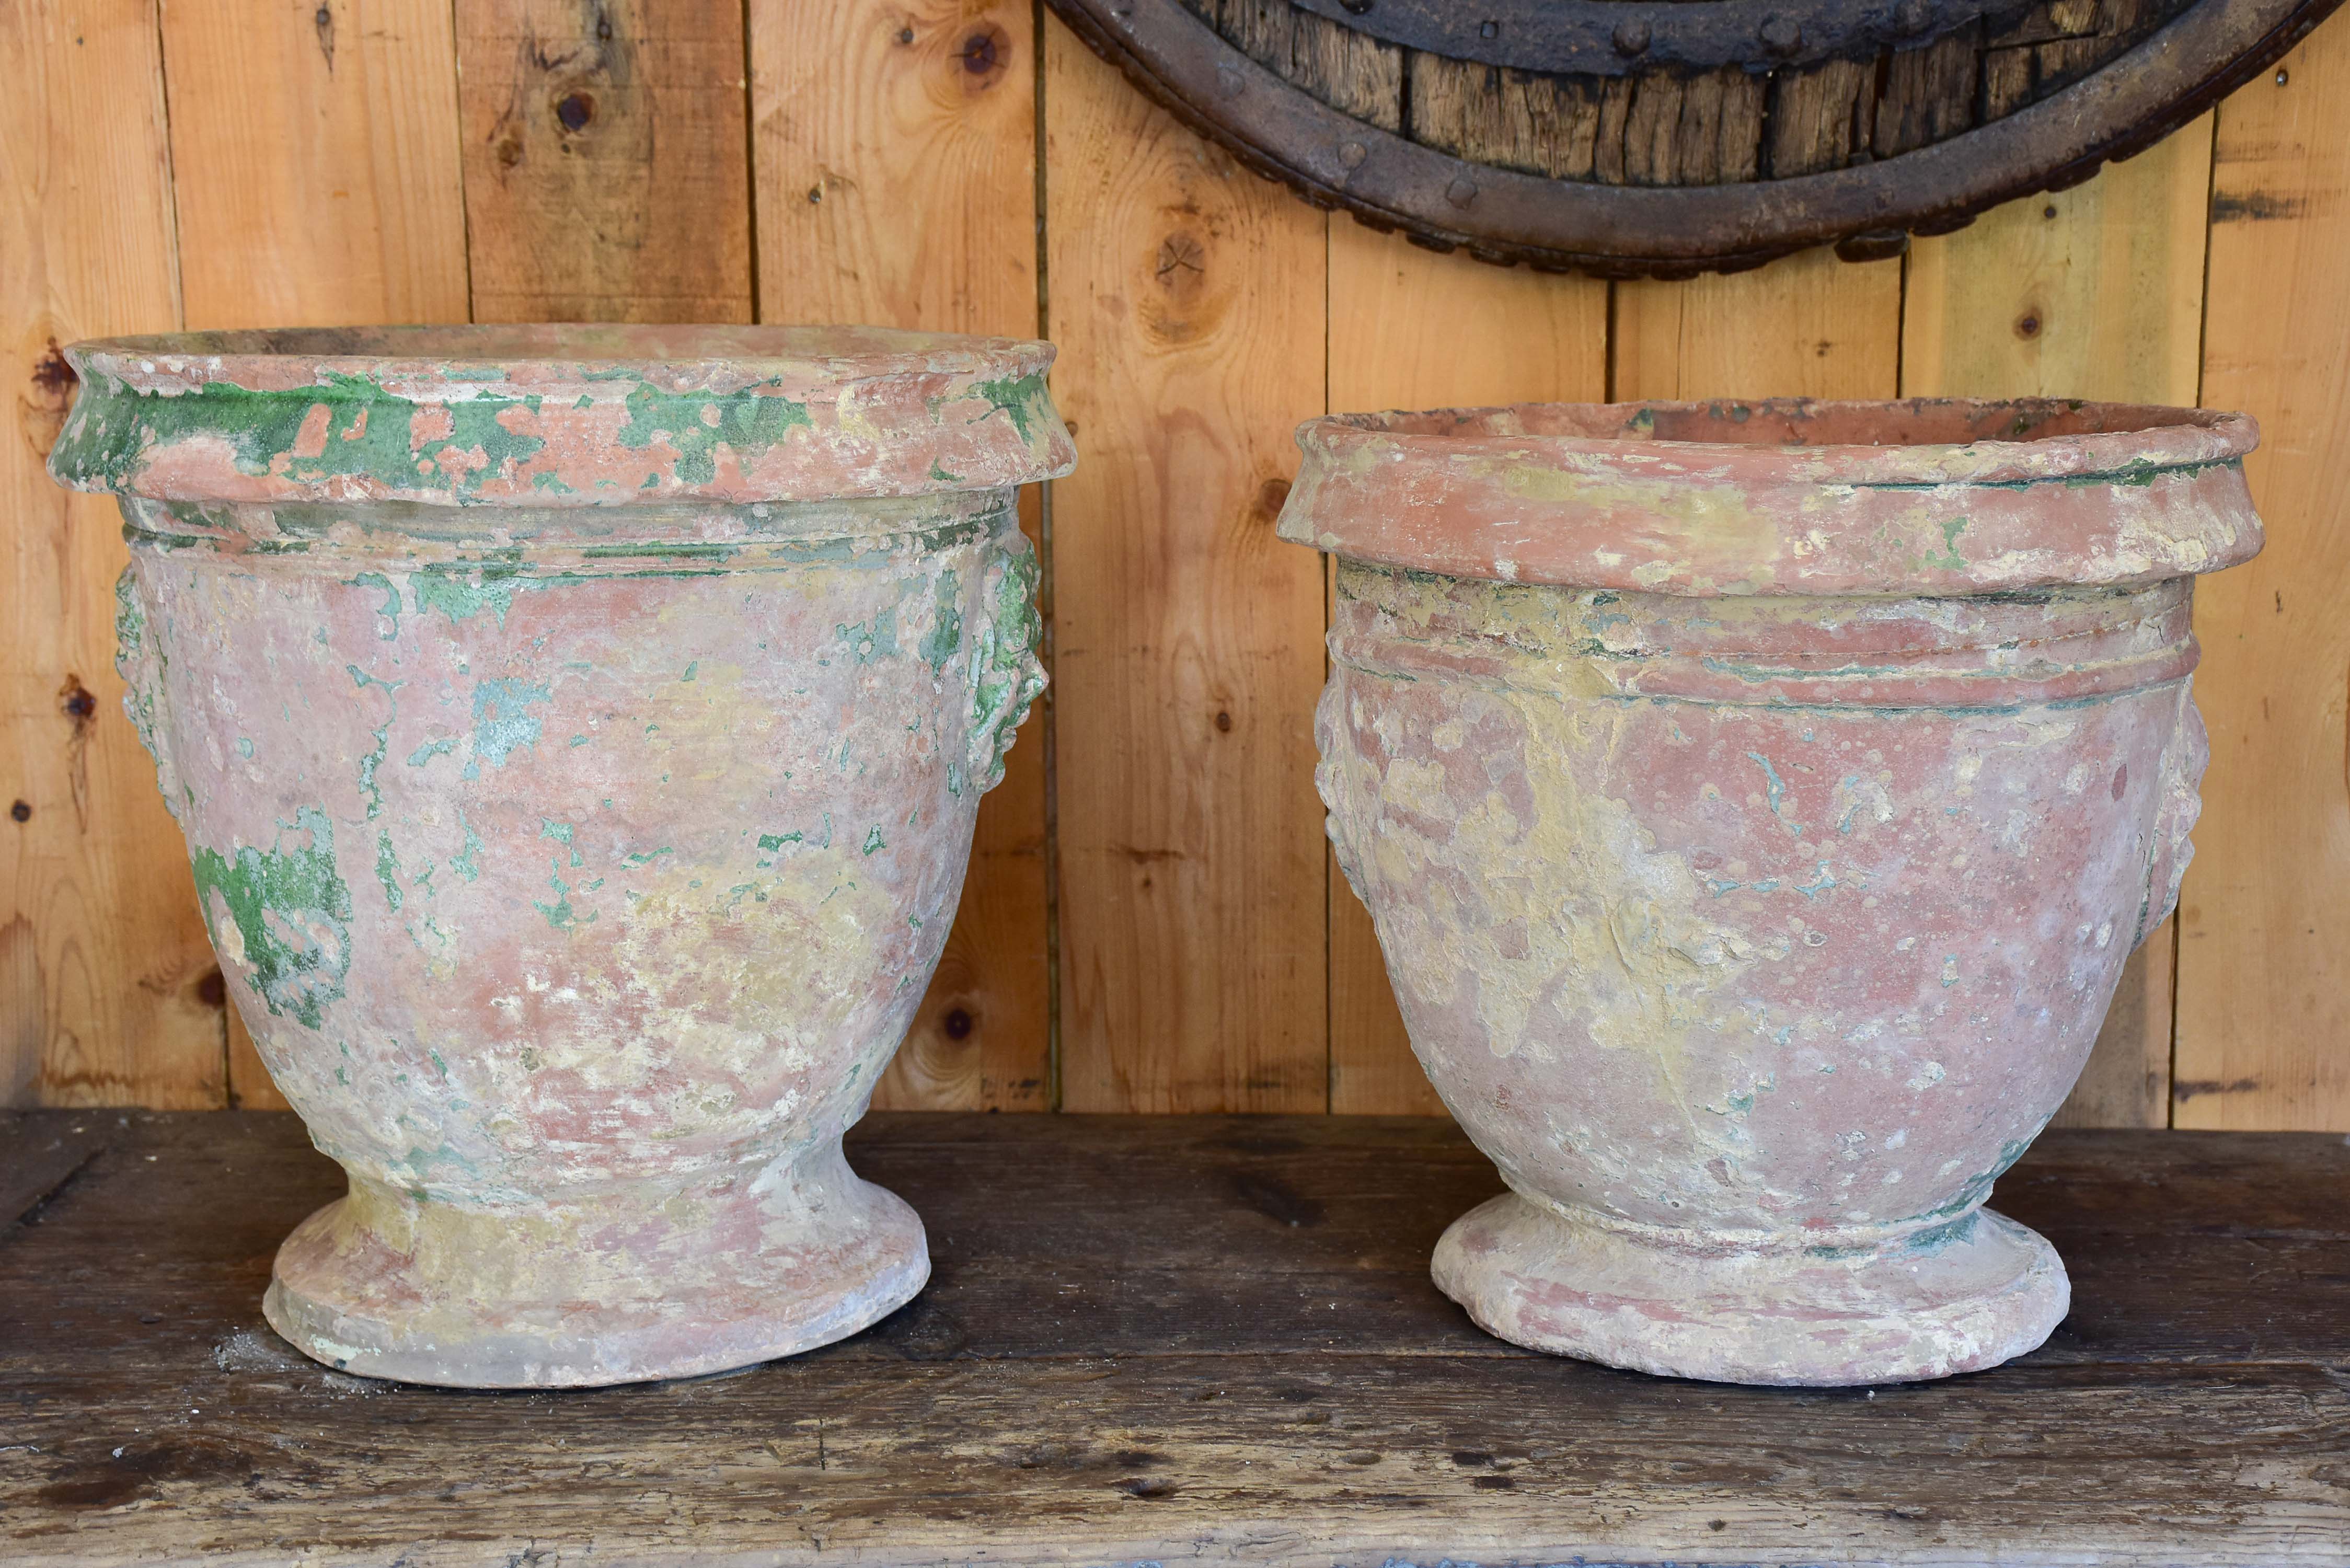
left=1431, top=1192, right=2067, bottom=1386
left=263, top=1142, right=927, bottom=1388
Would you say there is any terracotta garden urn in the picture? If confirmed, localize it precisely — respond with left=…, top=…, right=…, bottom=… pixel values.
left=50, top=325, right=1073, bottom=1388
left=1280, top=398, right=2261, bottom=1386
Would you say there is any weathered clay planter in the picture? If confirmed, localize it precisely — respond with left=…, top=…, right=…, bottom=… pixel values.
left=51, top=325, right=1073, bottom=1387
left=1281, top=398, right=2261, bottom=1386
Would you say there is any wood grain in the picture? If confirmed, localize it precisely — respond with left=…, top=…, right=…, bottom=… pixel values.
left=1407, top=60, right=1606, bottom=179
left=1613, top=249, right=1904, bottom=402
left=1, top=0, right=225, bottom=1110
left=1321, top=229, right=1608, bottom=1115
left=2180, top=28, right=2350, bottom=1132
left=1766, top=60, right=1875, bottom=177
left=751, top=0, right=1049, bottom=1111
left=158, top=0, right=473, bottom=1112
left=1873, top=26, right=1984, bottom=158
left=1046, top=16, right=1329, bottom=1112
left=456, top=0, right=752, bottom=322
left=161, top=0, right=468, bottom=331
left=5, top=1111, right=2347, bottom=1564
left=1903, top=121, right=2216, bottom=1128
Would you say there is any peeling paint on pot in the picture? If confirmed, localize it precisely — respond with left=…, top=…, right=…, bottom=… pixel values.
left=54, top=326, right=1074, bottom=1388
left=1280, top=398, right=2262, bottom=1387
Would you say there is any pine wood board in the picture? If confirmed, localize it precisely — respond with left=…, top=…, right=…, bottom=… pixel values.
left=160, top=0, right=469, bottom=332
left=1611, top=249, right=1904, bottom=401
left=750, top=0, right=1050, bottom=1111
left=4, top=1110, right=2346, bottom=1565
left=2180, top=29, right=2350, bottom=1131
left=455, top=0, right=753, bottom=323
left=1045, top=16, right=1330, bottom=1112
left=0, top=0, right=224, bottom=1111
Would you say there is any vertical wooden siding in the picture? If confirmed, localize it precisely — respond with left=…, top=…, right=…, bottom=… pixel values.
left=5, top=2, right=2348, bottom=1130
left=2181, top=31, right=2350, bottom=1129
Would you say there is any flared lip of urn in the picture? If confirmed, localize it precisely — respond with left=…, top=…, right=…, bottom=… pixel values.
left=1279, top=396, right=2263, bottom=597
left=49, top=323, right=1076, bottom=509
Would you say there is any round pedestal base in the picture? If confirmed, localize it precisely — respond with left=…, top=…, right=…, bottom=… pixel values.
left=1431, top=1193, right=2066, bottom=1386
left=263, top=1143, right=927, bottom=1388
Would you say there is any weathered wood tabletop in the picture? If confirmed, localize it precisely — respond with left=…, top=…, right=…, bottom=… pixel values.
left=3, top=1111, right=2346, bottom=1566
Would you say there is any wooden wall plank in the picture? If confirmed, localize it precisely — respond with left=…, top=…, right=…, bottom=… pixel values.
left=163, top=0, right=469, bottom=330
left=1323, top=225, right=1608, bottom=1115
left=160, top=0, right=472, bottom=1110
left=2180, top=28, right=2350, bottom=1132
left=1, top=0, right=223, bottom=1108
left=750, top=0, right=1049, bottom=1110
left=1902, top=120, right=2215, bottom=1129
left=1612, top=251, right=1903, bottom=401
left=1903, top=122, right=2212, bottom=407
left=1047, top=16, right=1329, bottom=1112
left=456, top=0, right=751, bottom=322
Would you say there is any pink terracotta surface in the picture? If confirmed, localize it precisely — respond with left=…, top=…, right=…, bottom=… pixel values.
left=1280, top=397, right=2262, bottom=1386
left=53, top=325, right=1073, bottom=1387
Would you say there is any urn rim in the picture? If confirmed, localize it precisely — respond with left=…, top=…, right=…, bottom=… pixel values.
left=1280, top=396, right=2263, bottom=596
left=50, top=323, right=1076, bottom=510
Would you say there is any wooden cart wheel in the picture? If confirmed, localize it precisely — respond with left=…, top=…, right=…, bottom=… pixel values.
left=1045, top=0, right=2343, bottom=276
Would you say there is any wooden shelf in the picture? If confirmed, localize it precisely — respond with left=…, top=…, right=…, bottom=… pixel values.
left=4, top=1111, right=2346, bottom=1564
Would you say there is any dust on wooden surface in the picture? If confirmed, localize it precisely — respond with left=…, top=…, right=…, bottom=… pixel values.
left=3, top=1110, right=2347, bottom=1564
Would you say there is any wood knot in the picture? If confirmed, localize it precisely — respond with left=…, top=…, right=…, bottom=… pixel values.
left=958, top=25, right=1007, bottom=79
left=195, top=967, right=227, bottom=1008
left=59, top=676, right=96, bottom=724
left=2014, top=309, right=2043, bottom=339
left=9, top=800, right=29, bottom=823
left=1154, top=233, right=1206, bottom=290
left=24, top=338, right=77, bottom=457
left=942, top=1006, right=974, bottom=1040
left=554, top=90, right=595, bottom=133
left=1254, top=476, right=1291, bottom=519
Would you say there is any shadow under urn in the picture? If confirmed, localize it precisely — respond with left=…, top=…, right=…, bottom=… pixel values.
left=1281, top=398, right=2262, bottom=1386
left=51, top=325, right=1073, bottom=1388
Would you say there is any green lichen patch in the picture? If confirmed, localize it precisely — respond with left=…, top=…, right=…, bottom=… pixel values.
left=375, top=831, right=404, bottom=912
left=54, top=372, right=550, bottom=499
left=190, top=806, right=352, bottom=1029
left=414, top=566, right=528, bottom=628
left=835, top=605, right=901, bottom=665
left=613, top=383, right=812, bottom=485
left=112, top=567, right=170, bottom=787
left=469, top=678, right=551, bottom=771
left=970, top=542, right=1045, bottom=790
left=968, top=370, right=1051, bottom=444
left=918, top=568, right=964, bottom=676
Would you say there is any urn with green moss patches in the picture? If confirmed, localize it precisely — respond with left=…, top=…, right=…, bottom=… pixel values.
left=54, top=325, right=1073, bottom=1388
